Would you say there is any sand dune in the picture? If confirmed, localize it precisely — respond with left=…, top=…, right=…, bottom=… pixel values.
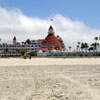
left=0, top=58, right=100, bottom=100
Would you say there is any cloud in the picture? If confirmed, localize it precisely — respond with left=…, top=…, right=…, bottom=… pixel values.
left=0, top=7, right=100, bottom=49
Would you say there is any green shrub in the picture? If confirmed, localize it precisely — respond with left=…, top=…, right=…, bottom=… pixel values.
left=27, top=52, right=37, bottom=56
left=18, top=50, right=27, bottom=56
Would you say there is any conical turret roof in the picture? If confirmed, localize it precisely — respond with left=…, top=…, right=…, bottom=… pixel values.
left=13, top=36, right=16, bottom=40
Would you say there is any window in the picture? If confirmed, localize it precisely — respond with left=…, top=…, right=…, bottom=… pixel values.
left=31, top=45, right=33, bottom=47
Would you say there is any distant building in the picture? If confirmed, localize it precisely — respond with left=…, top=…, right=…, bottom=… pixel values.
left=0, top=25, right=65, bottom=55
left=38, top=25, right=65, bottom=52
left=13, top=36, right=20, bottom=45
left=0, top=37, right=44, bottom=55
left=0, top=37, right=26, bottom=55
left=26, top=39, right=44, bottom=52
left=13, top=36, right=16, bottom=44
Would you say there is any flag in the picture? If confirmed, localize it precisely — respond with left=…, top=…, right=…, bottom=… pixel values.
left=51, top=19, right=53, bottom=21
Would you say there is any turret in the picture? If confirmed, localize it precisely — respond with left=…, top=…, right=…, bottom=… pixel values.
left=48, top=25, right=54, bottom=34
left=13, top=36, right=16, bottom=44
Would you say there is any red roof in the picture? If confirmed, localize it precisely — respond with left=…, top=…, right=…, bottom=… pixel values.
left=7, top=43, right=20, bottom=46
left=54, top=46, right=65, bottom=51
left=39, top=47, right=55, bottom=51
left=39, top=25, right=65, bottom=51
left=49, top=25, right=53, bottom=30
left=41, top=34, right=61, bottom=46
left=38, top=46, right=64, bottom=51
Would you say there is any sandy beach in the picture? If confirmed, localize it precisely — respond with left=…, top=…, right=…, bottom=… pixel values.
left=0, top=58, right=100, bottom=100
left=0, top=58, right=100, bottom=66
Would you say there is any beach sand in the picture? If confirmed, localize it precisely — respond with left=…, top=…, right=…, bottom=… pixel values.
left=0, top=58, right=100, bottom=100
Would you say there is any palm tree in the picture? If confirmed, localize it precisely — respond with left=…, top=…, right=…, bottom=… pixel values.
left=76, top=42, right=80, bottom=51
left=77, top=45, right=79, bottom=51
left=81, top=43, right=84, bottom=52
left=84, top=43, right=89, bottom=52
left=88, top=47, right=93, bottom=52
left=91, top=42, right=99, bottom=56
left=21, top=42, right=25, bottom=45
left=94, top=37, right=99, bottom=55
left=99, top=37, right=100, bottom=50
left=57, top=35, right=65, bottom=48
left=68, top=46, right=72, bottom=51
left=94, top=37, right=98, bottom=42
left=25, top=39, right=31, bottom=44
left=78, top=42, right=80, bottom=51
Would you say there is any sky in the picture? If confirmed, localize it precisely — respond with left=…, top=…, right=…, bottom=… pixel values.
left=0, top=0, right=100, bottom=49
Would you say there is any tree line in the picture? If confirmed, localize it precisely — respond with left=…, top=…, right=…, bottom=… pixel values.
left=68, top=37, right=100, bottom=53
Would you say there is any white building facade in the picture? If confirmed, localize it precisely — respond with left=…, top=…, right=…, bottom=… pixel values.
left=0, top=37, right=44, bottom=55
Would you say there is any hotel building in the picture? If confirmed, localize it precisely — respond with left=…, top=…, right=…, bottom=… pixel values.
left=0, top=25, right=65, bottom=55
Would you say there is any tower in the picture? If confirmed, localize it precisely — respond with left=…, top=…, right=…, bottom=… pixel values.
left=48, top=25, right=54, bottom=34
left=13, top=36, right=16, bottom=44
left=38, top=25, right=64, bottom=51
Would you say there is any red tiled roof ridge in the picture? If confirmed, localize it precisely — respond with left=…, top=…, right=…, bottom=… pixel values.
left=49, top=25, right=53, bottom=30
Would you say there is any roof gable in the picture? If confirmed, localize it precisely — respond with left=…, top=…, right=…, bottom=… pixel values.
left=42, top=34, right=61, bottom=46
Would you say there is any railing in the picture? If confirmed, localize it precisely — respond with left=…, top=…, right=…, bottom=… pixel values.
left=37, top=51, right=100, bottom=57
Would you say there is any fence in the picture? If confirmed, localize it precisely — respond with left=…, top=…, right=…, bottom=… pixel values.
left=37, top=51, right=100, bottom=57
